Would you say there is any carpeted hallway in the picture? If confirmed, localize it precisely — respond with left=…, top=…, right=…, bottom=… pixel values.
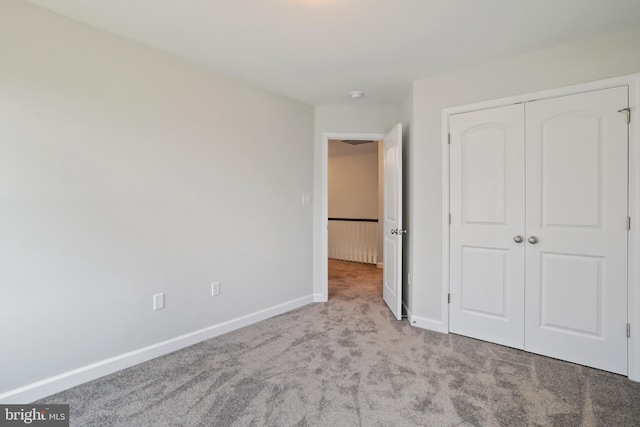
left=38, top=259, right=640, bottom=426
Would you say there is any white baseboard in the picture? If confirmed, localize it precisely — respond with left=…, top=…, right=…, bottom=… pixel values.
left=313, top=293, right=327, bottom=302
left=408, top=314, right=448, bottom=334
left=0, top=294, right=314, bottom=404
left=376, top=263, right=383, bottom=269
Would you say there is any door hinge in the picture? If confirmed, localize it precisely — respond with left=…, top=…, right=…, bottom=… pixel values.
left=628, top=216, right=631, bottom=231
left=448, top=133, right=451, bottom=144
left=618, top=107, right=631, bottom=124
left=627, top=323, right=631, bottom=338
left=448, top=293, right=451, bottom=304
left=448, top=213, right=451, bottom=225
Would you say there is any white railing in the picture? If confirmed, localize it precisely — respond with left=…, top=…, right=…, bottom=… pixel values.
left=328, top=219, right=378, bottom=264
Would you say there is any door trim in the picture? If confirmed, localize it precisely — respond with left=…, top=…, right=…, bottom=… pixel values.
left=315, top=132, right=386, bottom=302
left=442, top=73, right=640, bottom=381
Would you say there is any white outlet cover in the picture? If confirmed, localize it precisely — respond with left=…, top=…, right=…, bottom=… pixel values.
left=211, top=281, right=221, bottom=296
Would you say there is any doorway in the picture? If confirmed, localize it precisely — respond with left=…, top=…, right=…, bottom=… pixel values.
left=327, top=138, right=382, bottom=266
left=316, top=125, right=404, bottom=319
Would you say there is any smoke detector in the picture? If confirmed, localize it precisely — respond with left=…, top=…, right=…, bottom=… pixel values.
left=350, top=91, right=364, bottom=99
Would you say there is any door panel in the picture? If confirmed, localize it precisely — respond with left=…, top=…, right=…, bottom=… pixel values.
left=383, top=123, right=403, bottom=320
left=540, top=253, right=602, bottom=335
left=449, top=104, right=526, bottom=349
left=540, top=114, right=602, bottom=228
left=463, top=127, right=507, bottom=224
left=461, top=247, right=508, bottom=318
left=525, top=87, right=628, bottom=375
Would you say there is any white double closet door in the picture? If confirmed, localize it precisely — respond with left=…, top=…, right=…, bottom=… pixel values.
left=449, top=86, right=629, bottom=375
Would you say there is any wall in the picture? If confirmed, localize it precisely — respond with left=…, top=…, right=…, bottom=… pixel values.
left=328, top=151, right=378, bottom=219
left=315, top=105, right=399, bottom=137
left=409, top=25, right=640, bottom=329
left=0, top=0, right=314, bottom=401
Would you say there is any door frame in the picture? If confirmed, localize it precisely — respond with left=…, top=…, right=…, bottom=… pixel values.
left=441, top=73, right=640, bottom=381
left=314, top=132, right=386, bottom=302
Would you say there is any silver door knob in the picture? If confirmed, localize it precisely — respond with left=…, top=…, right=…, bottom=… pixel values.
left=528, top=236, right=538, bottom=244
left=400, top=229, right=407, bottom=235
left=514, top=235, right=523, bottom=243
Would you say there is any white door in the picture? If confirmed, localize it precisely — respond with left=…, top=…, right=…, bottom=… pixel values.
left=524, top=87, right=628, bottom=374
left=383, top=123, right=403, bottom=320
left=449, top=104, right=526, bottom=349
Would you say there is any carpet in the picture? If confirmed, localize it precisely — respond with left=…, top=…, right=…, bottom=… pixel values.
left=36, top=259, right=640, bottom=426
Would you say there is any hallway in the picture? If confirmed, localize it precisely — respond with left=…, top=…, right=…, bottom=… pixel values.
left=328, top=259, right=382, bottom=300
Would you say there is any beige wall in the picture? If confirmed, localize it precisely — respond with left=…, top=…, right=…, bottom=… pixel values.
left=408, top=25, right=640, bottom=327
left=328, top=151, right=379, bottom=219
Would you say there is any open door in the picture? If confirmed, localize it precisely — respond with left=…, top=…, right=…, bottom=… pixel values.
left=382, top=123, right=403, bottom=320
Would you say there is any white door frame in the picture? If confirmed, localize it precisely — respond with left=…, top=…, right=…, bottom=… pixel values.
left=315, top=132, right=386, bottom=302
left=441, top=73, right=640, bottom=381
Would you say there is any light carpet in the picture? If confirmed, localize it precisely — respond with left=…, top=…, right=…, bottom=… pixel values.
left=37, top=260, right=640, bottom=426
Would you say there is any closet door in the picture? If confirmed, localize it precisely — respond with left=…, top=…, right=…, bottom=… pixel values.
left=524, top=87, right=628, bottom=375
left=449, top=104, right=526, bottom=349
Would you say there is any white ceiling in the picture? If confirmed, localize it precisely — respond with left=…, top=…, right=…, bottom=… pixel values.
left=25, top=0, right=640, bottom=106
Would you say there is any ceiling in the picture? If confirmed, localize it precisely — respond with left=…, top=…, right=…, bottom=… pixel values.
left=329, top=139, right=379, bottom=158
left=25, top=0, right=640, bottom=106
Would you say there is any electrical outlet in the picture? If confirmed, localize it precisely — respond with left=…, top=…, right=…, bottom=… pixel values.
left=153, top=293, right=165, bottom=310
left=211, top=281, right=221, bottom=296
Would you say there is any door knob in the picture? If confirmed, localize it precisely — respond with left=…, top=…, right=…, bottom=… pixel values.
left=528, top=236, right=539, bottom=244
left=391, top=229, right=397, bottom=235
left=514, top=235, right=523, bottom=243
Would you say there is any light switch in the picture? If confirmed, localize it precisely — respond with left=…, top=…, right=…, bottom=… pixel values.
left=153, top=293, right=165, bottom=310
